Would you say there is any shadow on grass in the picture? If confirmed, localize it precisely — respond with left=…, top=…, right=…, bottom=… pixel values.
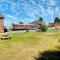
left=35, top=51, right=60, bottom=60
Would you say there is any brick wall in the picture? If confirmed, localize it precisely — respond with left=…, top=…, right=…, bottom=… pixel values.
left=0, top=18, right=4, bottom=33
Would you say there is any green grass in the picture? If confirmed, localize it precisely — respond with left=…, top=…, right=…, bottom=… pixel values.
left=0, top=32, right=39, bottom=45
left=0, top=31, right=60, bottom=60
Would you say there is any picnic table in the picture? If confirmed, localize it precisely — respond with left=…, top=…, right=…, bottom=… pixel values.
left=0, top=33, right=11, bottom=40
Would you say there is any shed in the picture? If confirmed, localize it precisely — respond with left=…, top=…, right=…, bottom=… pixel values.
left=0, top=14, right=4, bottom=33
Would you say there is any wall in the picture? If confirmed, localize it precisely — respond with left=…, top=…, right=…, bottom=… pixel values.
left=0, top=18, right=4, bottom=33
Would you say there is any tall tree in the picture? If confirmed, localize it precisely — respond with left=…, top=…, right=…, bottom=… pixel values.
left=54, top=17, right=60, bottom=23
left=37, top=17, right=48, bottom=32
left=19, top=22, right=24, bottom=24
left=39, top=17, right=43, bottom=21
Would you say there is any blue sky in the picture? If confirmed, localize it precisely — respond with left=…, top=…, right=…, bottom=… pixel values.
left=0, top=0, right=60, bottom=26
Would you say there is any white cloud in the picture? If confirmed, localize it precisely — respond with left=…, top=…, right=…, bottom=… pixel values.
left=5, top=15, right=18, bottom=20
left=47, top=0, right=56, bottom=6
left=0, top=0, right=60, bottom=24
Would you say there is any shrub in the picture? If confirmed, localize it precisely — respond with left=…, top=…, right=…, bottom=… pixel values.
left=40, top=24, right=48, bottom=32
left=26, top=28, right=29, bottom=32
left=36, top=29, right=41, bottom=32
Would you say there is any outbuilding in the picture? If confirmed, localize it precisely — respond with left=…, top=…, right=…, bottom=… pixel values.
left=0, top=14, right=4, bottom=33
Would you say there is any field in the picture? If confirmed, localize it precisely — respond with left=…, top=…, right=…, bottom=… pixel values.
left=0, top=30, right=60, bottom=60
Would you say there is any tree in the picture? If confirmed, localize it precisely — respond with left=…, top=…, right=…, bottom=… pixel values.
left=40, top=24, right=48, bottom=31
left=19, top=22, right=24, bottom=24
left=54, top=17, right=60, bottom=23
left=39, top=17, right=43, bottom=21
left=36, top=17, right=48, bottom=32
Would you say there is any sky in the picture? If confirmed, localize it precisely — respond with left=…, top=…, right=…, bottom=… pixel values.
left=0, top=0, right=60, bottom=26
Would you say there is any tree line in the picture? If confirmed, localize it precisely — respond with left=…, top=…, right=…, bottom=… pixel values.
left=54, top=17, right=60, bottom=23
left=18, top=17, right=60, bottom=32
left=19, top=17, right=60, bottom=24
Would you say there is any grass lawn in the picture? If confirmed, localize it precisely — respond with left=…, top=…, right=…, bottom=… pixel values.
left=0, top=30, right=60, bottom=60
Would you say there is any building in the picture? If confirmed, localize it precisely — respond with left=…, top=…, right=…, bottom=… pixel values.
left=0, top=15, right=4, bottom=33
left=48, top=23, right=60, bottom=27
left=11, top=24, right=38, bottom=30
left=48, top=23, right=55, bottom=27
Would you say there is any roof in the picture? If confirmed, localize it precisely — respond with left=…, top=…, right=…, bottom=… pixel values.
left=48, top=23, right=60, bottom=27
left=55, top=23, right=60, bottom=27
left=12, top=24, right=35, bottom=26
left=0, top=13, right=4, bottom=19
left=30, top=20, right=43, bottom=24
left=48, top=23, right=54, bottom=27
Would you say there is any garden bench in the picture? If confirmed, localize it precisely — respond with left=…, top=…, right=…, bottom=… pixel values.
left=0, top=33, right=11, bottom=40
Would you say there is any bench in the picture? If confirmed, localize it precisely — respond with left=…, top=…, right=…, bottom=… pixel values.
left=0, top=33, right=11, bottom=40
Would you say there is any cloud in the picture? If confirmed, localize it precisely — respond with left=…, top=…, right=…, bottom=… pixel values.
left=47, top=0, right=56, bottom=6
left=5, top=15, right=18, bottom=20
left=0, top=0, right=60, bottom=25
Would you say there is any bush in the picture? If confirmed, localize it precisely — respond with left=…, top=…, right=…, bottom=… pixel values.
left=36, top=29, right=41, bottom=32
left=40, top=25, right=48, bottom=32
left=26, top=29, right=29, bottom=32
